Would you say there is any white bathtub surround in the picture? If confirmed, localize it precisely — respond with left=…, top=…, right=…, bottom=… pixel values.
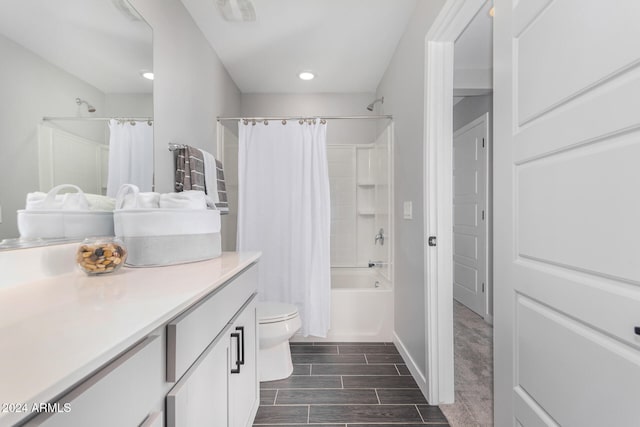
left=238, top=119, right=331, bottom=337
left=291, top=268, right=394, bottom=343
left=106, top=118, right=154, bottom=197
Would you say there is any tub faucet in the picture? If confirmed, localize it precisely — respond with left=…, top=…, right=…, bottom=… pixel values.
left=374, top=228, right=385, bottom=245
left=368, top=260, right=386, bottom=268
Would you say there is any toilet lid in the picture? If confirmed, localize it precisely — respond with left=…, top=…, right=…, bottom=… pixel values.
left=257, top=302, right=299, bottom=323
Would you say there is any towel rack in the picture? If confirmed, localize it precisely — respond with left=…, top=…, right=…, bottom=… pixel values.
left=168, top=143, right=187, bottom=151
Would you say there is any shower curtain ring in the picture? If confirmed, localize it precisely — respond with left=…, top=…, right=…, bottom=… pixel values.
left=321, top=119, right=326, bottom=125
left=252, top=119, right=256, bottom=126
left=264, top=120, right=269, bottom=125
left=282, top=120, right=287, bottom=125
left=243, top=119, right=248, bottom=125
left=299, top=119, right=304, bottom=125
left=313, top=119, right=317, bottom=125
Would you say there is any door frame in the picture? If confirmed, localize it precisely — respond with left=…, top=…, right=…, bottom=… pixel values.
left=422, top=0, right=489, bottom=404
left=452, top=112, right=490, bottom=320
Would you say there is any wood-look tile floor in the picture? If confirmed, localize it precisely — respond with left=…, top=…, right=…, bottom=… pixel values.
left=253, top=342, right=450, bottom=426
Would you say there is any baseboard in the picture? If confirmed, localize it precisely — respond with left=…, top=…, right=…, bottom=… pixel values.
left=484, top=313, right=493, bottom=325
left=393, top=332, right=429, bottom=403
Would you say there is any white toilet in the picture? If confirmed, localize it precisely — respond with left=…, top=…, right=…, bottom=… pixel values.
left=257, top=302, right=302, bottom=382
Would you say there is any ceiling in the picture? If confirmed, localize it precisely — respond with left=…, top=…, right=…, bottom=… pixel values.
left=181, top=0, right=418, bottom=93
left=0, top=0, right=153, bottom=94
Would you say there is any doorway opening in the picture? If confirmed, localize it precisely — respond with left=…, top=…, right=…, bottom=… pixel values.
left=422, top=0, right=494, bottom=414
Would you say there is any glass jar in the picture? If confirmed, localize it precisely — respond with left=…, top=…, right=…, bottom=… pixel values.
left=76, top=237, right=127, bottom=275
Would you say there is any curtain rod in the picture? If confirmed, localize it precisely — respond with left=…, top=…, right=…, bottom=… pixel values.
left=42, top=116, right=153, bottom=122
left=216, top=115, right=392, bottom=121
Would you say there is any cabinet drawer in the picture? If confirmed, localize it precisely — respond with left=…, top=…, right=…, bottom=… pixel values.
left=167, top=263, right=257, bottom=382
left=166, top=326, right=230, bottom=427
left=24, top=335, right=162, bottom=427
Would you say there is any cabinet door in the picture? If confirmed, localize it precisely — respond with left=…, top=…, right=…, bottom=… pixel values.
left=229, top=297, right=258, bottom=427
left=166, top=335, right=229, bottom=427
left=25, top=335, right=162, bottom=427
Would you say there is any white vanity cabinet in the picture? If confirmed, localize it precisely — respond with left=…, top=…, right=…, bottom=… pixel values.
left=166, top=296, right=258, bottom=427
left=9, top=257, right=260, bottom=427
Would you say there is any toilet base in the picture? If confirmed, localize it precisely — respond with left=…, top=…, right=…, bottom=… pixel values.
left=259, top=341, right=293, bottom=382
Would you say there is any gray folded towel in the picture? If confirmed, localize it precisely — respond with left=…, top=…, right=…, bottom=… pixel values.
left=175, top=146, right=205, bottom=192
left=214, top=159, right=229, bottom=213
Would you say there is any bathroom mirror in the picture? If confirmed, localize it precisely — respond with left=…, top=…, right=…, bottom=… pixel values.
left=0, top=0, right=153, bottom=248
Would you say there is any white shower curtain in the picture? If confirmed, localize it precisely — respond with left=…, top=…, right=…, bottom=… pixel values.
left=106, top=120, right=154, bottom=197
left=237, top=120, right=331, bottom=337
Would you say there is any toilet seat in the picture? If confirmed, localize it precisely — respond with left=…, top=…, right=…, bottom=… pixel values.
left=258, top=302, right=299, bottom=324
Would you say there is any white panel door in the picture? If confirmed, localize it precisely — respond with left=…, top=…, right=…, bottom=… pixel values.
left=494, top=1, right=640, bottom=426
left=453, top=114, right=487, bottom=316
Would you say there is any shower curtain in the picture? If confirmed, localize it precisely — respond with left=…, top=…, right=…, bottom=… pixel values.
left=237, top=119, right=331, bottom=337
left=106, top=120, right=154, bottom=197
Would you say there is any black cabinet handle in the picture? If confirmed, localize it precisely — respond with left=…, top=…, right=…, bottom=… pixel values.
left=635, top=326, right=640, bottom=336
left=230, top=332, right=241, bottom=374
left=236, top=326, right=245, bottom=365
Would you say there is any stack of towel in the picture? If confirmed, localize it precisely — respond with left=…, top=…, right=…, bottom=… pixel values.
left=19, top=184, right=115, bottom=239
left=174, top=145, right=228, bottom=213
left=115, top=184, right=215, bottom=210
left=25, top=185, right=115, bottom=211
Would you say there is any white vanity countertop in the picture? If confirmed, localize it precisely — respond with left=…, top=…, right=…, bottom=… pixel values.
left=0, top=251, right=260, bottom=426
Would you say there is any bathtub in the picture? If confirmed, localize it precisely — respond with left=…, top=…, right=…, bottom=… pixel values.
left=292, top=267, right=394, bottom=342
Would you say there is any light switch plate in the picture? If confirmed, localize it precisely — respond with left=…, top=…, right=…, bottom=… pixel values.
left=403, top=201, right=412, bottom=219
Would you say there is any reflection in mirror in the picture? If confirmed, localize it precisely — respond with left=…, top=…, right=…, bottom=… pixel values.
left=0, top=0, right=153, bottom=248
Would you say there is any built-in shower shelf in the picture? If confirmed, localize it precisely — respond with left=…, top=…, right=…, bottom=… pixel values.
left=358, top=210, right=375, bottom=216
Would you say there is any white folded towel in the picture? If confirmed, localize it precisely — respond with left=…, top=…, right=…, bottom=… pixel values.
left=25, top=184, right=104, bottom=211
left=159, top=190, right=208, bottom=210
left=84, top=194, right=116, bottom=211
left=201, top=149, right=220, bottom=204
left=26, top=192, right=61, bottom=210
left=115, top=184, right=160, bottom=209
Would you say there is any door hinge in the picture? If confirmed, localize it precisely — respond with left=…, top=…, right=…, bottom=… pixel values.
left=482, top=210, right=485, bottom=220
left=482, top=138, right=485, bottom=148
left=482, top=282, right=485, bottom=293
left=428, top=236, right=437, bottom=247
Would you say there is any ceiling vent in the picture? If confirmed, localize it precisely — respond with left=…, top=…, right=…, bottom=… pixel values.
left=216, top=0, right=256, bottom=22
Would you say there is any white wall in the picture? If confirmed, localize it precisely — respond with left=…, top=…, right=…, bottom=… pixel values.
left=240, top=93, right=377, bottom=145
left=453, top=95, right=492, bottom=132
left=104, top=94, right=153, bottom=117
left=375, top=0, right=446, bottom=382
left=130, top=0, right=241, bottom=193
left=0, top=34, right=106, bottom=240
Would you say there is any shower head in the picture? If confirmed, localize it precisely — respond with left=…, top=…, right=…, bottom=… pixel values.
left=76, top=97, right=96, bottom=113
left=366, top=96, right=384, bottom=112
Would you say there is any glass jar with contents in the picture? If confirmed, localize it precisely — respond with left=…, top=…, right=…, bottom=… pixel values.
left=76, top=237, right=127, bottom=275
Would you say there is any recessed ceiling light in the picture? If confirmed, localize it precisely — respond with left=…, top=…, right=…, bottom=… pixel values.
left=299, top=71, right=315, bottom=81
left=140, top=71, right=154, bottom=80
